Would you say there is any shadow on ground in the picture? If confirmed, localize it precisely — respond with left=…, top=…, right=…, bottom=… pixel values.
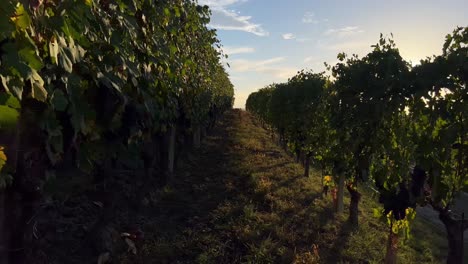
left=116, top=110, right=448, bottom=264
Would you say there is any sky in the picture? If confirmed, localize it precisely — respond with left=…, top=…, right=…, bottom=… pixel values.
left=198, top=0, right=468, bottom=108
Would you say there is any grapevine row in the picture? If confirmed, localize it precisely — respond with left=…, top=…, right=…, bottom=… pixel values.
left=246, top=27, right=467, bottom=264
left=0, top=0, right=234, bottom=262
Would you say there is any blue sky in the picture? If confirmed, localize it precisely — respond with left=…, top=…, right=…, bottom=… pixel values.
left=199, top=0, right=468, bottom=108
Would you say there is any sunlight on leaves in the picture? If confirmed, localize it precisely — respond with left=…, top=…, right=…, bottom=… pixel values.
left=0, top=146, right=7, bottom=172
left=11, top=4, right=31, bottom=30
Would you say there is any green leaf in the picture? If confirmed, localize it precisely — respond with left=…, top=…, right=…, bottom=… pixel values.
left=174, top=6, right=181, bottom=18
left=12, top=4, right=31, bottom=30
left=0, top=3, right=15, bottom=38
left=0, top=93, right=20, bottom=109
left=51, top=90, right=68, bottom=111
left=373, top=208, right=383, bottom=218
left=18, top=46, right=43, bottom=70
left=1, top=42, right=31, bottom=78
left=170, top=45, right=178, bottom=56
left=164, top=8, right=170, bottom=17
left=0, top=105, right=19, bottom=130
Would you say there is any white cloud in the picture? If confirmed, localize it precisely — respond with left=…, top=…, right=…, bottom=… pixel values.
left=303, top=56, right=315, bottom=63
left=302, top=12, right=319, bottom=24
left=256, top=67, right=297, bottom=79
left=199, top=0, right=247, bottom=8
left=221, top=46, right=255, bottom=55
left=325, top=26, right=364, bottom=37
left=282, top=33, right=295, bottom=40
left=228, top=57, right=296, bottom=79
left=230, top=57, right=285, bottom=72
left=200, top=0, right=269, bottom=36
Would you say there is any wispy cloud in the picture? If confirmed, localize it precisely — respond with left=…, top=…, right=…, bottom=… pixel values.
left=303, top=56, right=315, bottom=63
left=199, top=0, right=247, bottom=7
left=200, top=0, right=269, bottom=36
left=230, top=57, right=285, bottom=72
left=228, top=57, right=296, bottom=79
left=325, top=26, right=364, bottom=37
left=282, top=33, right=295, bottom=40
left=220, top=46, right=255, bottom=55
left=302, top=12, right=319, bottom=24
left=302, top=12, right=328, bottom=24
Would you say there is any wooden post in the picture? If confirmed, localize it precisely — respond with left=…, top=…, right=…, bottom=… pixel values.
left=432, top=169, right=440, bottom=199
left=337, top=172, right=345, bottom=213
left=168, top=125, right=176, bottom=175
left=462, top=213, right=465, bottom=263
left=193, top=125, right=201, bottom=148
left=201, top=126, right=207, bottom=139
left=304, top=154, right=310, bottom=177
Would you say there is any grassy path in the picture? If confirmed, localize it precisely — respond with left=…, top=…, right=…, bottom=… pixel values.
left=119, top=109, right=447, bottom=264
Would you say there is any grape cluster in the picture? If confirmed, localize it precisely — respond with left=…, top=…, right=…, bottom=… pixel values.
left=378, top=183, right=411, bottom=220
left=376, top=166, right=427, bottom=220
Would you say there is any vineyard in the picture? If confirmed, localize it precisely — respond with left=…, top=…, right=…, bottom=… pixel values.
left=0, top=0, right=233, bottom=263
left=0, top=0, right=466, bottom=263
left=246, top=28, right=467, bottom=263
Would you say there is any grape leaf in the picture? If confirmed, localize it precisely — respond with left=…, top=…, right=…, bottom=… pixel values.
left=51, top=90, right=68, bottom=111
left=12, top=4, right=31, bottom=30
left=0, top=146, right=7, bottom=172
left=0, top=106, right=19, bottom=130
left=29, top=70, right=47, bottom=102
left=0, top=92, right=20, bottom=109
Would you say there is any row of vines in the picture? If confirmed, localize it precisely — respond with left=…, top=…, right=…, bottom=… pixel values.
left=0, top=0, right=234, bottom=263
left=246, top=27, right=467, bottom=264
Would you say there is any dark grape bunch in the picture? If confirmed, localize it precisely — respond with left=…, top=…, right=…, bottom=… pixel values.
left=377, top=166, right=427, bottom=220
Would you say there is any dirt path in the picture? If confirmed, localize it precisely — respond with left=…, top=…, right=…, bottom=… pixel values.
left=117, top=110, right=447, bottom=264
left=416, top=193, right=468, bottom=253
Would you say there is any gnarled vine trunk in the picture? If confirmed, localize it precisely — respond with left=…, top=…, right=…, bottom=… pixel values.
left=168, top=125, right=176, bottom=175
left=385, top=228, right=398, bottom=264
left=304, top=154, right=311, bottom=177
left=193, top=125, right=201, bottom=148
left=347, top=184, right=361, bottom=226
left=0, top=128, right=18, bottom=264
left=439, top=211, right=466, bottom=264
left=6, top=101, right=48, bottom=264
left=336, top=172, right=345, bottom=213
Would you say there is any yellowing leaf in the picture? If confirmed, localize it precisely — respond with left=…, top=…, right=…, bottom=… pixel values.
left=29, top=70, right=47, bottom=102
left=0, top=146, right=7, bottom=172
left=49, top=38, right=59, bottom=65
left=11, top=4, right=31, bottom=30
left=85, top=0, right=93, bottom=7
